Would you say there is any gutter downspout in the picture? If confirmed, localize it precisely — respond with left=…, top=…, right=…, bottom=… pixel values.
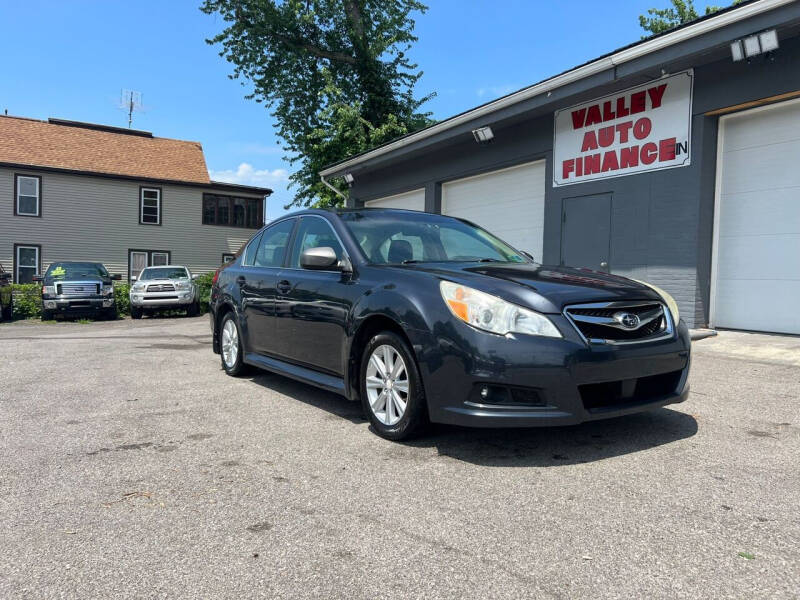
left=320, top=173, right=348, bottom=201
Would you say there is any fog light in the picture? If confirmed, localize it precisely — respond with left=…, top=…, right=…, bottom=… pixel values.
left=480, top=386, right=490, bottom=400
left=45, top=301, right=56, bottom=309
left=103, top=299, right=114, bottom=307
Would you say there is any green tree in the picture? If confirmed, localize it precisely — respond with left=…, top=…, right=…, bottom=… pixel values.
left=639, top=0, right=743, bottom=37
left=201, top=0, right=434, bottom=207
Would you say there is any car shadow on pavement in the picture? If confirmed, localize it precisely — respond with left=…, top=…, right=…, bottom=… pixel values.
left=248, top=372, right=367, bottom=424
left=404, top=409, right=698, bottom=467
left=247, top=372, right=698, bottom=466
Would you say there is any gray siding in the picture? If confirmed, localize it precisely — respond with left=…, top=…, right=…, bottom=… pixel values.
left=0, top=168, right=258, bottom=279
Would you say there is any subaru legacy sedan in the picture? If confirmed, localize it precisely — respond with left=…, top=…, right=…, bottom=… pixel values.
left=210, top=208, right=690, bottom=440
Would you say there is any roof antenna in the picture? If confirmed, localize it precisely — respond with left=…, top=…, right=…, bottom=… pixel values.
left=118, top=89, right=143, bottom=128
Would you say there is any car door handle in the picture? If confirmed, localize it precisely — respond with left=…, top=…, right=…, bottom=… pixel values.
left=277, top=280, right=291, bottom=294
left=600, top=261, right=608, bottom=268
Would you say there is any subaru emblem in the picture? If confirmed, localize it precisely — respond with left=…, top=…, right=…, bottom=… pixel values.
left=616, top=312, right=641, bottom=329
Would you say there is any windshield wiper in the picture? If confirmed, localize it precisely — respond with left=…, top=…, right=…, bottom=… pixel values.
left=401, top=259, right=423, bottom=264
left=477, top=258, right=503, bottom=263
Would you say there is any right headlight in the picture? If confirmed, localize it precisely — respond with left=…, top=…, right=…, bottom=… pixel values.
left=440, top=280, right=562, bottom=338
left=633, top=279, right=680, bottom=323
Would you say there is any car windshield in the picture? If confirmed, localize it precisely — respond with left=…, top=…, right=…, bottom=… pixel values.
left=339, top=210, right=528, bottom=265
left=139, top=267, right=189, bottom=280
left=46, top=262, right=109, bottom=279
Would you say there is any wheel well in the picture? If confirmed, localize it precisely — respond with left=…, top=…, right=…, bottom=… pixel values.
left=348, top=315, right=414, bottom=401
left=213, top=303, right=234, bottom=353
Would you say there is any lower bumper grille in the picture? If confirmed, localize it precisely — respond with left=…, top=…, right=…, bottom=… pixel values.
left=579, top=370, right=683, bottom=411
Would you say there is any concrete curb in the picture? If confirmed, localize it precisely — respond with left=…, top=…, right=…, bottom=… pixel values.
left=690, top=328, right=718, bottom=341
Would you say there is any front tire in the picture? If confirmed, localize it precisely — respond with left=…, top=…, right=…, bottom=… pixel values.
left=360, top=331, right=427, bottom=441
left=220, top=312, right=247, bottom=376
left=187, top=301, right=200, bottom=317
left=41, top=309, right=54, bottom=321
left=130, top=306, right=143, bottom=319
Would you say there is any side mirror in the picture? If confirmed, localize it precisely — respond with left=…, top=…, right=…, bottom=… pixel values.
left=32, top=274, right=43, bottom=282
left=191, top=274, right=199, bottom=280
left=130, top=275, right=137, bottom=282
left=111, top=273, right=122, bottom=281
left=300, top=246, right=339, bottom=270
left=0, top=272, right=10, bottom=281
left=520, top=251, right=535, bottom=262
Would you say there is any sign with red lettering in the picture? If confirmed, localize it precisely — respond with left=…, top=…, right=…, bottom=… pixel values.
left=553, top=70, right=693, bottom=186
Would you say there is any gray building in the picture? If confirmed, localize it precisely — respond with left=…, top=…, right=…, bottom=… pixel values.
left=1, top=116, right=271, bottom=283
left=321, top=0, right=800, bottom=335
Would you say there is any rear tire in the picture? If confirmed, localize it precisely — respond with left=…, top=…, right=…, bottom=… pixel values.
left=359, top=331, right=427, bottom=441
left=220, top=312, right=248, bottom=376
left=131, top=306, right=143, bottom=319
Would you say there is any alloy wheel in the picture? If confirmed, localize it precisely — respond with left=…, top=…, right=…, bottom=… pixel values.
left=365, top=344, right=409, bottom=426
left=221, top=319, right=239, bottom=368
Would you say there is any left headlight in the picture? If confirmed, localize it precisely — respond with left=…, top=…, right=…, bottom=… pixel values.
left=102, top=285, right=114, bottom=296
left=175, top=281, right=191, bottom=291
left=440, top=280, right=562, bottom=338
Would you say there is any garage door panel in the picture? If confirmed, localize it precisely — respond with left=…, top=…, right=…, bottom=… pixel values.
left=714, top=279, right=800, bottom=334
left=722, top=101, right=800, bottom=151
left=365, top=189, right=424, bottom=211
left=719, top=187, right=800, bottom=237
left=714, top=100, right=800, bottom=334
left=721, top=140, right=800, bottom=193
left=717, top=234, right=800, bottom=280
left=442, top=161, right=545, bottom=257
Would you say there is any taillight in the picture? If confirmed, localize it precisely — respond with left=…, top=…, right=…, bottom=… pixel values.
left=212, top=268, right=220, bottom=285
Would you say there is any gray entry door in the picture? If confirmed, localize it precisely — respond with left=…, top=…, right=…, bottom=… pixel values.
left=561, top=194, right=611, bottom=272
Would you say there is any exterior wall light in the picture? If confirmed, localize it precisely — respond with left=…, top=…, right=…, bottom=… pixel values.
left=343, top=173, right=354, bottom=184
left=732, top=29, right=779, bottom=62
left=472, top=126, right=494, bottom=144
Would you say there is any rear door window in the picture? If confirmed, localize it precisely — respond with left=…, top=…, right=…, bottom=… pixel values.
left=253, top=219, right=296, bottom=268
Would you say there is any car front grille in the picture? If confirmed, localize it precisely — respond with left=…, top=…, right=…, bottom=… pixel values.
left=564, top=301, right=671, bottom=344
left=579, top=369, right=683, bottom=411
left=57, top=283, right=100, bottom=296
left=146, top=283, right=175, bottom=292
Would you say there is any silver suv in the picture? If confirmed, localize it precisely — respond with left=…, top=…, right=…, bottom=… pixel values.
left=129, top=265, right=199, bottom=319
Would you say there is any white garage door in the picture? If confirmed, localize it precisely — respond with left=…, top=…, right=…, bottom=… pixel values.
left=365, top=188, right=425, bottom=211
left=442, top=160, right=546, bottom=259
left=712, top=99, right=800, bottom=334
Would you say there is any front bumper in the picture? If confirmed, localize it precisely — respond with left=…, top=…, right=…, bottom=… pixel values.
left=130, top=291, right=195, bottom=307
left=414, top=315, right=691, bottom=428
left=42, top=296, right=114, bottom=313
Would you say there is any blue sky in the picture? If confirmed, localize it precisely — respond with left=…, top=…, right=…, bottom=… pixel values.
left=1, top=0, right=726, bottom=219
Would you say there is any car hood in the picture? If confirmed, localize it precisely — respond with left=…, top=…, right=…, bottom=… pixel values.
left=399, top=262, right=662, bottom=313
left=46, top=275, right=108, bottom=284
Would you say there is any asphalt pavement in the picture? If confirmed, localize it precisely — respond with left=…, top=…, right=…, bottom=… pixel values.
left=0, top=316, right=797, bottom=599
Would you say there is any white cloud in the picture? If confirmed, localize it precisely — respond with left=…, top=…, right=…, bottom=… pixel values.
left=209, top=163, right=290, bottom=187
left=477, top=84, right=519, bottom=99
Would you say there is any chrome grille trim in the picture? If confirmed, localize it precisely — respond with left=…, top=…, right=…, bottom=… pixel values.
left=563, top=300, right=674, bottom=345
left=146, top=283, right=175, bottom=292
left=57, top=282, right=100, bottom=296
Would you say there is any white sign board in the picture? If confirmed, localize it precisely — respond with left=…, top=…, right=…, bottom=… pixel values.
left=553, top=70, right=693, bottom=186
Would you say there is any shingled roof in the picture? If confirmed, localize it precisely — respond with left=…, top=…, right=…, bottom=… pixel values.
left=0, top=115, right=211, bottom=184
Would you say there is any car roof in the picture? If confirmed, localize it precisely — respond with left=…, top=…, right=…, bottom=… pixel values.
left=142, top=265, right=189, bottom=269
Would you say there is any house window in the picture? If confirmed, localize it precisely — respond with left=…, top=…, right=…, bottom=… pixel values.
left=14, top=244, right=41, bottom=283
left=222, top=253, right=235, bottom=264
left=202, top=194, right=262, bottom=229
left=140, top=187, right=162, bottom=225
left=15, top=174, right=42, bottom=217
left=129, top=249, right=171, bottom=282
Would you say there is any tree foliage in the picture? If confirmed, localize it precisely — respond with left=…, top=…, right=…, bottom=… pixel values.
left=639, top=0, right=743, bottom=37
left=201, top=0, right=434, bottom=207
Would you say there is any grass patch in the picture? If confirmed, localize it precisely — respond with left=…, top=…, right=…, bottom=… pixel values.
left=738, top=552, right=755, bottom=560
left=76, top=318, right=93, bottom=324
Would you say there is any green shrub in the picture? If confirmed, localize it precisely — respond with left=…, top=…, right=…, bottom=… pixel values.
left=11, top=284, right=42, bottom=319
left=114, top=283, right=131, bottom=316
left=194, top=272, right=214, bottom=314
